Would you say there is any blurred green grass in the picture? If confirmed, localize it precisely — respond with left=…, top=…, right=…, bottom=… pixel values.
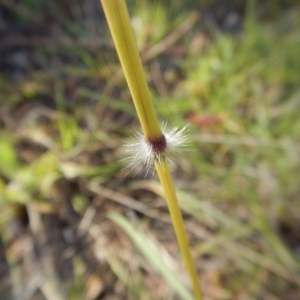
left=0, top=0, right=300, bottom=299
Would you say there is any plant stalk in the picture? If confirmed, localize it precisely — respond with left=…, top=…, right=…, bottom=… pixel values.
left=155, top=159, right=204, bottom=300
left=100, top=0, right=204, bottom=299
left=100, top=0, right=161, bottom=140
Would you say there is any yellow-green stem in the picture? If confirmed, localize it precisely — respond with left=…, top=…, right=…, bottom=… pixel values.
left=155, top=159, right=203, bottom=300
left=100, top=0, right=161, bottom=139
left=100, top=0, right=204, bottom=299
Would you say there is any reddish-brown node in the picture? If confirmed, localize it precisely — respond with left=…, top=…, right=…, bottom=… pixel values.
left=146, top=134, right=167, bottom=154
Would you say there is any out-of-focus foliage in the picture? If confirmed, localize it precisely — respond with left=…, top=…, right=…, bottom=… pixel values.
left=0, top=0, right=299, bottom=299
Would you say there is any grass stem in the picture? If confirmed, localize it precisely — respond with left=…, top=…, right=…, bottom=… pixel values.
left=155, top=159, right=204, bottom=300
left=100, top=0, right=161, bottom=140
left=100, top=0, right=204, bottom=298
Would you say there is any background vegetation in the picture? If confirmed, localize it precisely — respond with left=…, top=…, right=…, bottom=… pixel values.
left=0, top=0, right=299, bottom=299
